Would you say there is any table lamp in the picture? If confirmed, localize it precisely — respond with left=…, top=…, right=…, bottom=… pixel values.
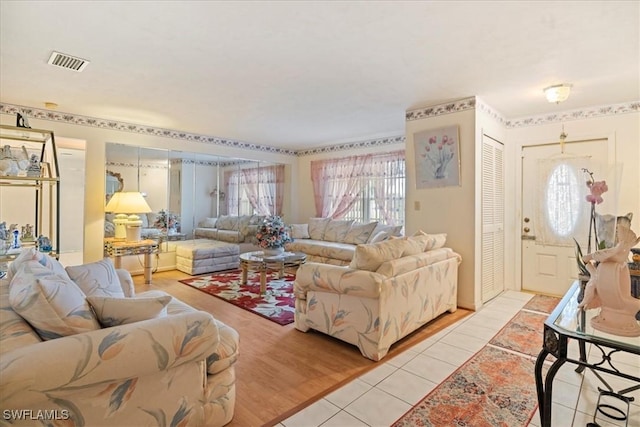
left=105, top=191, right=152, bottom=242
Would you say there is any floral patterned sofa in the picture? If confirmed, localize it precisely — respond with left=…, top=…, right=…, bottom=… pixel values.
left=0, top=249, right=238, bottom=426
left=193, top=214, right=264, bottom=253
left=293, top=232, right=461, bottom=361
left=284, top=217, right=403, bottom=266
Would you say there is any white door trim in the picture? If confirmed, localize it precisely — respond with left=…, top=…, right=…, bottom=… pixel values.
left=513, top=131, right=617, bottom=290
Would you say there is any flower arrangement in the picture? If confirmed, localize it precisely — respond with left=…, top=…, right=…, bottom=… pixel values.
left=154, top=209, right=179, bottom=231
left=254, top=215, right=292, bottom=249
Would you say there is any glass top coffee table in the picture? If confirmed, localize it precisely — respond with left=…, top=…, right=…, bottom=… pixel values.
left=239, top=251, right=307, bottom=294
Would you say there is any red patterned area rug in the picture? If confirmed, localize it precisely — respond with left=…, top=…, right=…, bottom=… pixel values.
left=179, top=269, right=295, bottom=325
left=393, top=296, right=558, bottom=426
left=488, top=310, right=547, bottom=358
left=392, top=345, right=540, bottom=427
left=523, top=294, right=561, bottom=314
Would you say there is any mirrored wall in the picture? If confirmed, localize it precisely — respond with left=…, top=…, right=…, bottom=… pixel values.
left=105, top=143, right=287, bottom=241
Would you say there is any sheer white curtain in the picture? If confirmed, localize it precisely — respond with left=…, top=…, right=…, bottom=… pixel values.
left=224, top=170, right=240, bottom=216
left=241, top=165, right=284, bottom=215
left=535, top=156, right=591, bottom=247
left=311, top=155, right=372, bottom=218
left=369, top=150, right=405, bottom=225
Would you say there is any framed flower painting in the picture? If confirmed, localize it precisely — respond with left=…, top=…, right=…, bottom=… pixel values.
left=414, top=125, right=461, bottom=189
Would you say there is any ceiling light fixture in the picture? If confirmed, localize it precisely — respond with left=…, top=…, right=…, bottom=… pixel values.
left=44, top=102, right=58, bottom=109
left=544, top=84, right=572, bottom=104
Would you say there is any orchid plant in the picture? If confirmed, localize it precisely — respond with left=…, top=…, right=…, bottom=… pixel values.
left=574, top=168, right=608, bottom=279
left=583, top=168, right=608, bottom=253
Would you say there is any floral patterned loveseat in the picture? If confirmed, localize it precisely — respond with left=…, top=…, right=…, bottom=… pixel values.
left=193, top=214, right=265, bottom=252
left=284, top=218, right=403, bottom=266
left=294, top=232, right=461, bottom=361
left=0, top=249, right=238, bottom=426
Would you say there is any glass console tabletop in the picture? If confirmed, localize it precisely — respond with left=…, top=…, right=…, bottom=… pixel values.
left=535, top=281, right=640, bottom=427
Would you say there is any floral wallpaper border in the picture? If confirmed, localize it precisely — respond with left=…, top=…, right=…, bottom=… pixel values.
left=2, top=100, right=639, bottom=158
left=407, top=97, right=640, bottom=128
left=0, top=103, right=297, bottom=156
left=405, top=97, right=477, bottom=121
left=295, top=135, right=406, bottom=156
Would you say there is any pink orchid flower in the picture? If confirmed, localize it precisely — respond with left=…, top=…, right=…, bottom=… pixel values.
left=586, top=180, right=608, bottom=204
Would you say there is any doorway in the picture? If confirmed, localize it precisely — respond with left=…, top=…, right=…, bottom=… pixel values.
left=520, top=138, right=609, bottom=296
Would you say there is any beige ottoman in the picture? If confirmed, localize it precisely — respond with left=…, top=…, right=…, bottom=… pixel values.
left=173, top=239, right=239, bottom=275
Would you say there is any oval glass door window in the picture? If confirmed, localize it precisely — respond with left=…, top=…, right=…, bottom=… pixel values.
left=546, top=163, right=580, bottom=237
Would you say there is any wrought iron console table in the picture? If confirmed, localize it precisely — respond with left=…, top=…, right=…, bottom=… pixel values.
left=534, top=281, right=640, bottom=427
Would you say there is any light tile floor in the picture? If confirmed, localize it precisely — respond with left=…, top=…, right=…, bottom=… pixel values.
left=280, top=290, right=640, bottom=427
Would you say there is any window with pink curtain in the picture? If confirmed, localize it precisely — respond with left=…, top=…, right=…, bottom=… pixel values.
left=311, top=150, right=405, bottom=225
left=225, top=164, right=285, bottom=216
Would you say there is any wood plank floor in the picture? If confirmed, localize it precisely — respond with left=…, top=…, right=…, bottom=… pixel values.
left=135, top=270, right=471, bottom=427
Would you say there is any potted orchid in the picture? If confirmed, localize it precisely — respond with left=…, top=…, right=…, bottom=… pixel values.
left=574, top=168, right=608, bottom=281
left=254, top=215, right=293, bottom=256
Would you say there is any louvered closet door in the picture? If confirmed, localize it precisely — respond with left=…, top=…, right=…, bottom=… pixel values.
left=481, top=135, right=505, bottom=302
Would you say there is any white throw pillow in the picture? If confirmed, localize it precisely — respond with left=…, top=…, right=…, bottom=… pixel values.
left=6, top=248, right=68, bottom=282
left=323, top=220, right=354, bottom=242
left=65, top=258, right=125, bottom=298
left=200, top=217, right=218, bottom=228
left=308, top=217, right=331, bottom=240
left=349, top=239, right=407, bottom=272
left=367, top=224, right=404, bottom=243
left=343, top=222, right=378, bottom=244
left=413, top=230, right=448, bottom=251
left=289, top=224, right=310, bottom=239
left=9, top=260, right=100, bottom=340
left=87, top=295, right=172, bottom=327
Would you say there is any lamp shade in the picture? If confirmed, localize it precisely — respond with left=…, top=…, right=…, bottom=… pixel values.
left=544, top=84, right=572, bottom=104
left=105, top=191, right=152, bottom=214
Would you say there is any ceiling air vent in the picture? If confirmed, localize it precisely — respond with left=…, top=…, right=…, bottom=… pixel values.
left=47, top=51, right=90, bottom=72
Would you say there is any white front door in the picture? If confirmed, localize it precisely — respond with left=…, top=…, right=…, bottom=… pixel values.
left=521, top=139, right=609, bottom=296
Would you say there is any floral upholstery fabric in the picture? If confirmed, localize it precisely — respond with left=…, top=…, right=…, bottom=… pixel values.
left=9, top=261, right=101, bottom=340
left=413, top=230, right=448, bottom=251
left=294, top=248, right=461, bottom=361
left=65, top=257, right=126, bottom=298
left=215, top=215, right=238, bottom=231
left=0, top=261, right=238, bottom=426
left=199, top=217, right=218, bottom=228
left=87, top=294, right=172, bottom=327
left=5, top=247, right=67, bottom=282
left=308, top=217, right=331, bottom=240
left=0, top=279, right=41, bottom=354
left=285, top=239, right=356, bottom=263
left=289, top=223, right=310, bottom=239
left=376, top=247, right=459, bottom=278
left=323, top=219, right=355, bottom=243
left=193, top=215, right=263, bottom=244
left=348, top=238, right=408, bottom=271
left=343, top=221, right=378, bottom=245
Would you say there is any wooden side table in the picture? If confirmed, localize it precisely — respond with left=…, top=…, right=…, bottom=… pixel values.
left=104, top=238, right=159, bottom=284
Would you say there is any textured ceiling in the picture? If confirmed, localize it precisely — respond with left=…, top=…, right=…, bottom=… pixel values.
left=0, top=1, right=638, bottom=150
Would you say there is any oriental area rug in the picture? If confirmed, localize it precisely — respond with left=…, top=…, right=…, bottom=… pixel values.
left=179, top=269, right=296, bottom=325
left=392, top=294, right=560, bottom=427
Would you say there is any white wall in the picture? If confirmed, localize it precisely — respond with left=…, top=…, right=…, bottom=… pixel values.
left=405, top=106, right=477, bottom=309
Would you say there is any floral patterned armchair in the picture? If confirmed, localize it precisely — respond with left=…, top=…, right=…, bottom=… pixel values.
left=0, top=250, right=238, bottom=426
